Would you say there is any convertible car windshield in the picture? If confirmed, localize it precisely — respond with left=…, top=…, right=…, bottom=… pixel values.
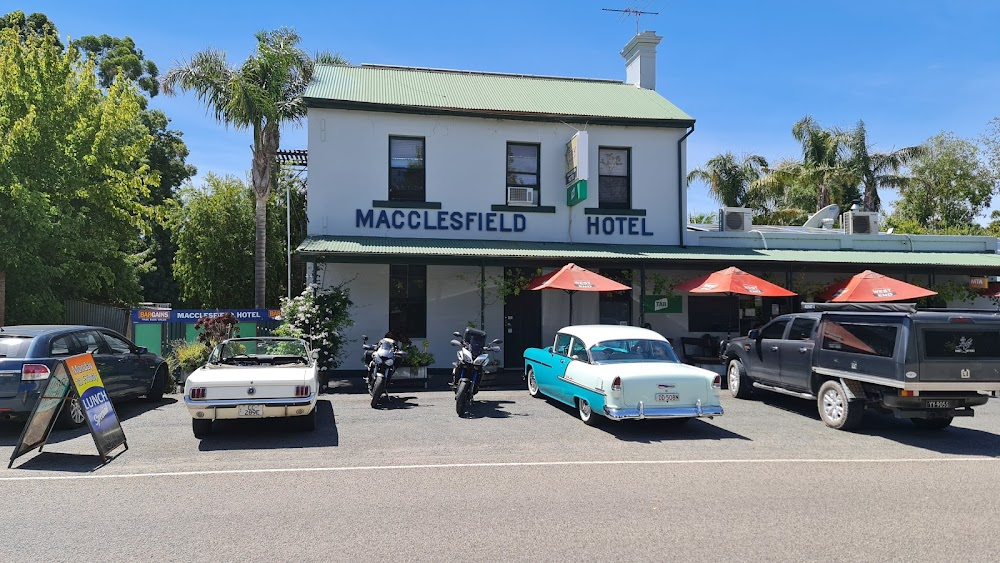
left=211, top=338, right=310, bottom=365
left=590, top=339, right=678, bottom=363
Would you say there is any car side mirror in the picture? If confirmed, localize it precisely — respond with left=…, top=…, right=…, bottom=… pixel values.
left=748, top=329, right=760, bottom=340
left=136, top=346, right=148, bottom=355
left=453, top=331, right=462, bottom=338
left=450, top=339, right=462, bottom=347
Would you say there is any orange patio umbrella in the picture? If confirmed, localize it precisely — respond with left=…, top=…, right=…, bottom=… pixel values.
left=674, top=267, right=797, bottom=297
left=674, top=267, right=796, bottom=337
left=819, top=270, right=937, bottom=303
left=527, top=263, right=630, bottom=324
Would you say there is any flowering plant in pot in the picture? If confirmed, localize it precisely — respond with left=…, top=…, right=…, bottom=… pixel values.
left=402, top=340, right=435, bottom=368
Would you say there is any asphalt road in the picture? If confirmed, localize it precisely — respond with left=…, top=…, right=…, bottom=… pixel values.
left=2, top=382, right=999, bottom=562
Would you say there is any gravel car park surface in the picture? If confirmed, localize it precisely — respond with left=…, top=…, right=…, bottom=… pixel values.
left=2, top=384, right=999, bottom=562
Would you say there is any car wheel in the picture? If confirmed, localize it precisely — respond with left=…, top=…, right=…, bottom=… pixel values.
left=911, top=417, right=953, bottom=430
left=145, top=366, right=167, bottom=402
left=370, top=375, right=386, bottom=408
left=728, top=359, right=752, bottom=400
left=526, top=368, right=541, bottom=398
left=455, top=380, right=471, bottom=416
left=56, top=396, right=87, bottom=429
left=817, top=380, right=864, bottom=431
left=192, top=418, right=212, bottom=438
left=578, top=397, right=599, bottom=426
left=295, top=407, right=317, bottom=431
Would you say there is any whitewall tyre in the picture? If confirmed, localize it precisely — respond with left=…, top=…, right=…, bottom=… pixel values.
left=527, top=368, right=540, bottom=398
left=578, top=397, right=599, bottom=426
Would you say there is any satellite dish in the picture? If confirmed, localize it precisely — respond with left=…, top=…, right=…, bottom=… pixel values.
left=802, top=204, right=840, bottom=228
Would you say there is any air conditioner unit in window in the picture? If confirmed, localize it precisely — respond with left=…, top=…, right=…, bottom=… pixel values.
left=720, top=207, right=753, bottom=232
left=843, top=211, right=878, bottom=235
left=506, top=186, right=535, bottom=206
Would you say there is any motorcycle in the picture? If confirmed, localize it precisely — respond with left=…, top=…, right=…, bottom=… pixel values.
left=450, top=327, right=502, bottom=417
left=362, top=335, right=406, bottom=408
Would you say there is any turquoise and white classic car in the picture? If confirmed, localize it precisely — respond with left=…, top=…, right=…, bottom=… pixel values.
left=523, top=325, right=724, bottom=425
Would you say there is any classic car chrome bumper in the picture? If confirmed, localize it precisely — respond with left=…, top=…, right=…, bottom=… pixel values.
left=184, top=394, right=315, bottom=408
left=604, top=399, right=723, bottom=420
left=185, top=394, right=316, bottom=420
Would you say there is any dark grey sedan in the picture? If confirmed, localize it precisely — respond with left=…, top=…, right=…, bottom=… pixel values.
left=0, top=325, right=168, bottom=427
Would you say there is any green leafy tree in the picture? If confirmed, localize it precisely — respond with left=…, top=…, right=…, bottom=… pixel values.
left=888, top=133, right=996, bottom=232
left=687, top=152, right=769, bottom=209
left=70, top=30, right=196, bottom=305
left=0, top=10, right=61, bottom=48
left=0, top=27, right=154, bottom=323
left=162, top=28, right=347, bottom=309
left=688, top=211, right=716, bottom=224
left=169, top=173, right=301, bottom=308
left=844, top=120, right=925, bottom=212
left=73, top=34, right=159, bottom=98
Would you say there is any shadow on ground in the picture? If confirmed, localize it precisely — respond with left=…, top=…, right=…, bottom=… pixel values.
left=461, top=399, right=520, bottom=419
left=373, top=395, right=422, bottom=410
left=753, top=391, right=1000, bottom=456
left=196, top=399, right=339, bottom=451
left=544, top=397, right=749, bottom=443
left=0, top=397, right=179, bottom=448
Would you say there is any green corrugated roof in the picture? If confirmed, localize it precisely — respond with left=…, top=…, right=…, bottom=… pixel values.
left=304, top=65, right=693, bottom=124
left=297, top=236, right=1000, bottom=268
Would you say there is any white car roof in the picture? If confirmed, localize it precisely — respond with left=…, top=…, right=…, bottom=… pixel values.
left=556, top=325, right=667, bottom=346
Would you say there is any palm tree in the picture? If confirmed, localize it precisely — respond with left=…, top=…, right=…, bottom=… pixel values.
left=162, top=28, right=346, bottom=308
left=845, top=120, right=925, bottom=212
left=687, top=152, right=769, bottom=209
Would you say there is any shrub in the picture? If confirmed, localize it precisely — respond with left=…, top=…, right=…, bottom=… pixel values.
left=276, top=283, right=354, bottom=373
left=165, top=339, right=211, bottom=387
left=403, top=340, right=435, bottom=367
left=194, top=312, right=240, bottom=346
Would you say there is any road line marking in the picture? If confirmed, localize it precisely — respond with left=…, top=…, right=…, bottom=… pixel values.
left=1, top=457, right=997, bottom=482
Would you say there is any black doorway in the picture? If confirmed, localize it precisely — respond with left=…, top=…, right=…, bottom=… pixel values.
left=503, top=267, right=542, bottom=369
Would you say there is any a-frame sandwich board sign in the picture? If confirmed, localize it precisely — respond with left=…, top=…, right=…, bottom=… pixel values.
left=8, top=353, right=128, bottom=468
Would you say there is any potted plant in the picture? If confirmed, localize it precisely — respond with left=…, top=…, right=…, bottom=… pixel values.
left=399, top=340, right=434, bottom=379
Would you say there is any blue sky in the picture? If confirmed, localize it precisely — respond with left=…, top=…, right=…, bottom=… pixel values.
left=13, top=0, right=1000, bottom=217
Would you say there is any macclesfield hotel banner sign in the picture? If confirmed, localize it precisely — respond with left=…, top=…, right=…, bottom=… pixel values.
left=133, top=309, right=283, bottom=323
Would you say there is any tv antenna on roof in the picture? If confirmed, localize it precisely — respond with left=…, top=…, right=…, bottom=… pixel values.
left=602, top=6, right=660, bottom=34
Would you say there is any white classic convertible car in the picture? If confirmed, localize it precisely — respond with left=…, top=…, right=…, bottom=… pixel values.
left=183, top=337, right=319, bottom=438
left=523, top=325, right=724, bottom=425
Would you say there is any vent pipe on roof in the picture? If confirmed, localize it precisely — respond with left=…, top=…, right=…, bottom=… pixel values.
left=621, top=31, right=662, bottom=90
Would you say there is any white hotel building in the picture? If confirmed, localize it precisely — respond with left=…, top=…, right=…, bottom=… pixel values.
left=298, top=32, right=1000, bottom=373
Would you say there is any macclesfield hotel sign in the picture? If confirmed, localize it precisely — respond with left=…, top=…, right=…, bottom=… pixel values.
left=355, top=208, right=653, bottom=236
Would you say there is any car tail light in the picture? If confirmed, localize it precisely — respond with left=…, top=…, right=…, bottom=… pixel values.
left=611, top=376, right=621, bottom=391
left=190, top=387, right=207, bottom=399
left=295, top=385, right=311, bottom=397
left=712, top=375, right=722, bottom=389
left=21, top=364, right=51, bottom=381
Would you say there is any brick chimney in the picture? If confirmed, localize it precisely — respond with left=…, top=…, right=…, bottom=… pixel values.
left=621, top=31, right=662, bottom=90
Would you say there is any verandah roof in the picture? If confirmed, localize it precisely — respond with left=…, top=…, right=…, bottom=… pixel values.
left=296, top=236, right=1000, bottom=270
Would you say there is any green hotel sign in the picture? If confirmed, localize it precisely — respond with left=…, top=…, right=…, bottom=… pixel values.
left=564, top=131, right=589, bottom=206
left=567, top=180, right=587, bottom=206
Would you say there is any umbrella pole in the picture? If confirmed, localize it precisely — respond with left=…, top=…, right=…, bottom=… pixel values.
left=569, top=291, right=574, bottom=325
